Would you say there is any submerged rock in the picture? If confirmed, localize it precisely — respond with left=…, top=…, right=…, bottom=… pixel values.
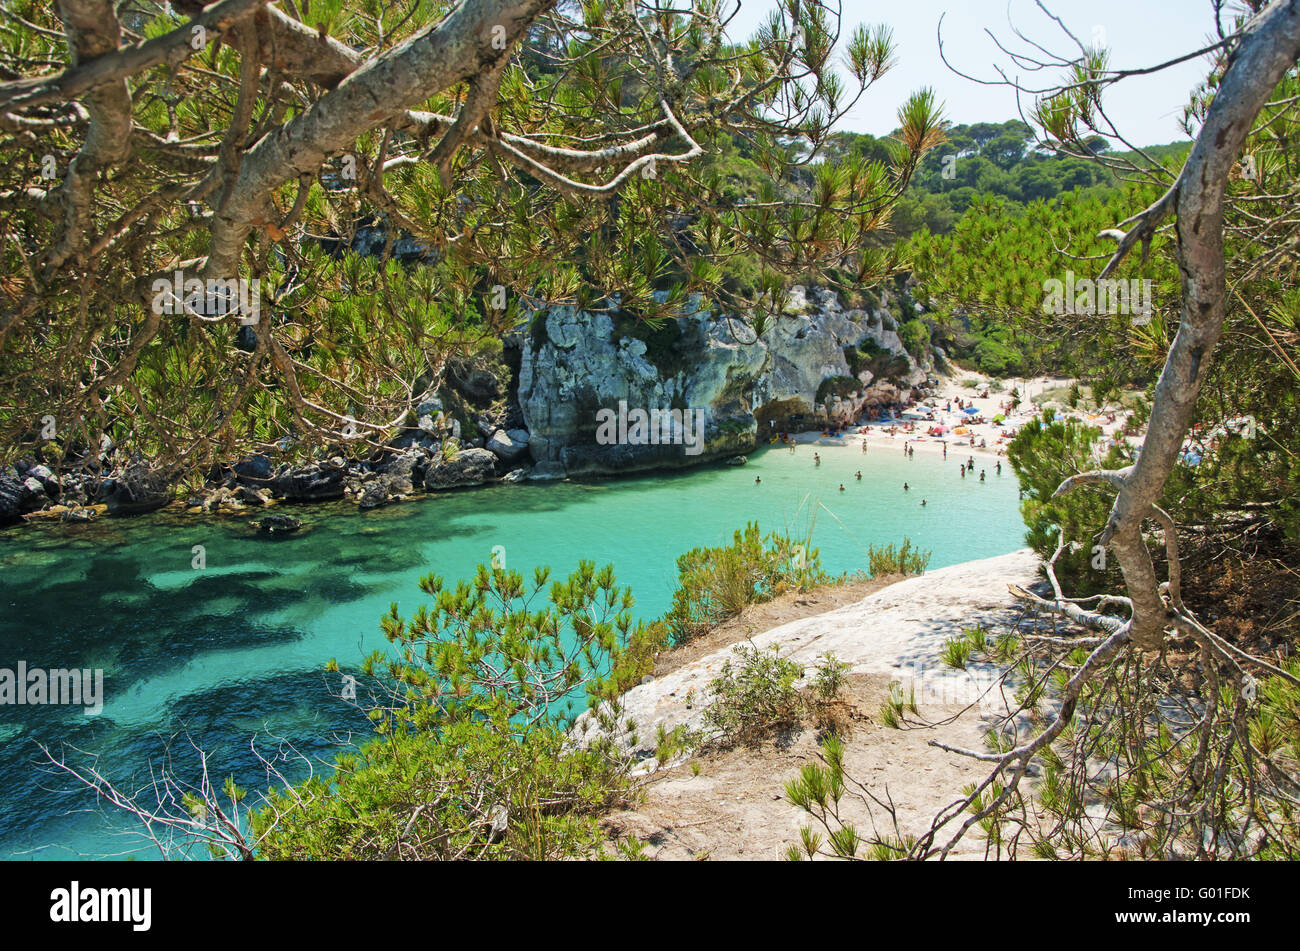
left=254, top=514, right=302, bottom=534
left=358, top=483, right=391, bottom=510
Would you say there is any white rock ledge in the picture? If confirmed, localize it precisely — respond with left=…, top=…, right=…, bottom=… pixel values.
left=575, top=547, right=1043, bottom=753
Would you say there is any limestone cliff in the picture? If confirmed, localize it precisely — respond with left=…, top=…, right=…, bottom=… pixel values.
left=516, top=286, right=930, bottom=477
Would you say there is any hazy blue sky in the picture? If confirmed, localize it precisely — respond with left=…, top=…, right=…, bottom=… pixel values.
left=725, top=0, right=1222, bottom=144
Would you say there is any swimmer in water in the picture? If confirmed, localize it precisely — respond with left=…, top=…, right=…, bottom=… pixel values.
left=921, top=499, right=927, bottom=506
left=903, top=482, right=909, bottom=491
left=839, top=483, right=845, bottom=492
left=855, top=470, right=862, bottom=481
left=755, top=476, right=761, bottom=484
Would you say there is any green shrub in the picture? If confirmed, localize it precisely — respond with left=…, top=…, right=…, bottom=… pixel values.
left=665, top=523, right=827, bottom=642
left=249, top=560, right=658, bottom=860
left=866, top=538, right=931, bottom=577
left=879, top=680, right=916, bottom=729
left=941, top=637, right=973, bottom=669
left=810, top=652, right=851, bottom=703
left=898, top=318, right=931, bottom=360
left=703, top=645, right=805, bottom=744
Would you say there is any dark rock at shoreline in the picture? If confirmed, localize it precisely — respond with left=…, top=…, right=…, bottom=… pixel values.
left=233, top=454, right=274, bottom=484
left=0, top=468, right=45, bottom=524
left=95, top=463, right=171, bottom=515
left=255, top=514, right=302, bottom=534
left=358, top=483, right=391, bottom=510
left=27, top=464, right=59, bottom=496
left=423, top=447, right=498, bottom=490
left=526, top=461, right=566, bottom=481
left=271, top=463, right=346, bottom=502
left=486, top=429, right=530, bottom=464
left=559, top=441, right=703, bottom=478
left=375, top=451, right=420, bottom=495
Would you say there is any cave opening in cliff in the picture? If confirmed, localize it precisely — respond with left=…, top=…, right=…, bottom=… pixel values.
left=755, top=398, right=812, bottom=436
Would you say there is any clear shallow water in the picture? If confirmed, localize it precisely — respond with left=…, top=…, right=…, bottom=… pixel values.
left=0, top=442, right=1024, bottom=859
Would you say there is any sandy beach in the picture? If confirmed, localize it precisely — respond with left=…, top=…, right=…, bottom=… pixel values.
left=781, top=371, right=1138, bottom=469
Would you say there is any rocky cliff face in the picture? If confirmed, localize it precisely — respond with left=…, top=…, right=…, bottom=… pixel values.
left=516, top=286, right=930, bottom=478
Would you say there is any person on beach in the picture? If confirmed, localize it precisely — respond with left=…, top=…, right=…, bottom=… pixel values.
left=862, top=439, right=867, bottom=453
left=942, top=442, right=947, bottom=458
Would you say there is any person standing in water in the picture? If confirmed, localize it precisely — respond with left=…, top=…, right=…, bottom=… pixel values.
left=814, top=452, right=821, bottom=467
left=903, top=482, right=909, bottom=491
left=855, top=470, right=862, bottom=481
left=996, top=460, right=1002, bottom=475
left=979, top=470, right=986, bottom=482
left=755, top=476, right=761, bottom=484
left=839, top=483, right=845, bottom=492
left=921, top=499, right=927, bottom=507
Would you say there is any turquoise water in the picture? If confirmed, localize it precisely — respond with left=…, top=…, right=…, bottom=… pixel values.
left=0, top=441, right=1023, bottom=859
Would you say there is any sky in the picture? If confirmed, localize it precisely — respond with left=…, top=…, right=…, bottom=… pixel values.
left=723, top=0, right=1223, bottom=145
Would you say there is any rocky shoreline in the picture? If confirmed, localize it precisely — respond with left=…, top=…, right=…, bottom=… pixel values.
left=2, top=284, right=939, bottom=530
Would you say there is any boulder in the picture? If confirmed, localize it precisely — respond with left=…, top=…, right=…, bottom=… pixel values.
left=235, top=485, right=268, bottom=506
left=358, top=483, right=391, bottom=510
left=27, top=464, right=59, bottom=496
left=255, top=514, right=302, bottom=534
left=0, top=469, right=42, bottom=524
left=526, top=461, right=566, bottom=481
left=375, top=451, right=420, bottom=495
left=95, top=463, right=171, bottom=514
left=486, top=429, right=530, bottom=463
left=423, top=447, right=498, bottom=490
left=415, top=395, right=443, bottom=418
left=270, top=464, right=345, bottom=502
left=447, top=359, right=500, bottom=400
left=233, top=454, right=274, bottom=484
